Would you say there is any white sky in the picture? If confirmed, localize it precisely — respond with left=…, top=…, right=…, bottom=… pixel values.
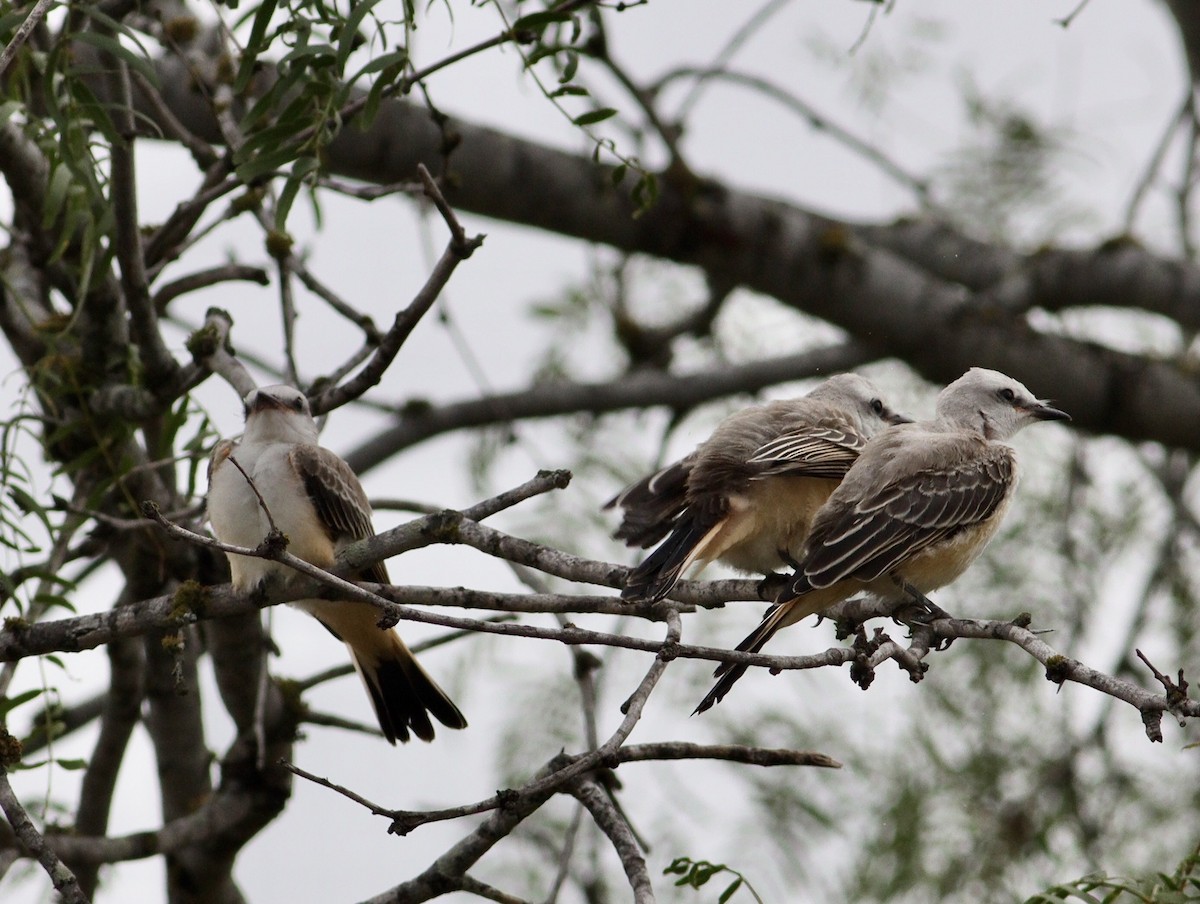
left=1, top=1, right=1193, bottom=902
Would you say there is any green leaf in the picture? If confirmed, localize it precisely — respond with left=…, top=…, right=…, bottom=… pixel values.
left=351, top=47, right=409, bottom=80
left=512, top=10, right=574, bottom=33
left=41, top=164, right=72, bottom=229
left=718, top=877, right=743, bottom=904
left=631, top=172, right=659, bottom=216
left=572, top=107, right=618, bottom=127
left=559, top=51, right=578, bottom=83
left=664, top=856, right=691, bottom=876
left=0, top=688, right=43, bottom=718
left=275, top=156, right=320, bottom=229
left=693, top=862, right=721, bottom=885
left=236, top=0, right=281, bottom=92
left=550, top=84, right=588, bottom=98
left=338, top=0, right=385, bottom=69
left=278, top=41, right=338, bottom=69
left=523, top=45, right=558, bottom=68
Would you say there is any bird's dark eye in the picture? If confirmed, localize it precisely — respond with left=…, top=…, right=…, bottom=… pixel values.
left=998, top=387, right=1016, bottom=402
left=870, top=398, right=885, bottom=415
left=291, top=397, right=304, bottom=411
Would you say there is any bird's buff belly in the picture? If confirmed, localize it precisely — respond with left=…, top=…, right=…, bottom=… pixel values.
left=716, top=477, right=841, bottom=574
left=893, top=518, right=1004, bottom=594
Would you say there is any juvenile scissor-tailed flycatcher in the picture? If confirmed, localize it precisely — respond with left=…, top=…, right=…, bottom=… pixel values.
left=695, top=367, right=1070, bottom=714
left=207, top=384, right=467, bottom=744
left=608, top=374, right=910, bottom=603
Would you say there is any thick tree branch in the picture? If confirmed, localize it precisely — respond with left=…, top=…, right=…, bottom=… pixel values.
left=344, top=341, right=877, bottom=472
left=120, top=44, right=1200, bottom=450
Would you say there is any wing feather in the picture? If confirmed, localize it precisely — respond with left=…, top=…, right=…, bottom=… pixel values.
left=803, top=443, right=1015, bottom=588
left=289, top=445, right=388, bottom=584
left=745, top=426, right=867, bottom=480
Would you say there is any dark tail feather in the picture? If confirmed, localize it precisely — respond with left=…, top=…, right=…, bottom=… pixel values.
left=693, top=604, right=785, bottom=715
left=606, top=458, right=693, bottom=549
left=361, top=648, right=468, bottom=744
left=621, top=513, right=718, bottom=603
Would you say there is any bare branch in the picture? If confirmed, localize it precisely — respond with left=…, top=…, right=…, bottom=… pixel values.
left=310, top=168, right=485, bottom=416
left=0, top=0, right=52, bottom=77
left=106, top=53, right=178, bottom=389
left=570, top=777, right=655, bottom=904
left=0, top=765, right=88, bottom=904
left=612, top=743, right=841, bottom=769
left=188, top=307, right=257, bottom=399
left=934, top=617, right=1200, bottom=742
left=658, top=65, right=932, bottom=203
left=344, top=341, right=878, bottom=472
left=281, top=760, right=393, bottom=817
left=152, top=265, right=271, bottom=313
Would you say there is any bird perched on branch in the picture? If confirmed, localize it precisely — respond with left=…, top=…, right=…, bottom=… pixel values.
left=608, top=374, right=911, bottom=603
left=695, top=367, right=1070, bottom=714
left=207, top=384, right=467, bottom=744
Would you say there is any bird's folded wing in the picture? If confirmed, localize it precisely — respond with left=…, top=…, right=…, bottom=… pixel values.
left=289, top=444, right=388, bottom=583
left=207, top=438, right=235, bottom=483
left=803, top=444, right=1015, bottom=587
left=745, top=425, right=868, bottom=480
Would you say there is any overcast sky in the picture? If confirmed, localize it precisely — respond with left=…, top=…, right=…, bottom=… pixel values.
left=0, top=1, right=1189, bottom=901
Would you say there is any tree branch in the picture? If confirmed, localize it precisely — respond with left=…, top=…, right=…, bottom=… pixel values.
left=310, top=165, right=485, bottom=416
left=343, top=341, right=877, bottom=472
left=570, top=776, right=655, bottom=904
left=0, top=765, right=88, bottom=903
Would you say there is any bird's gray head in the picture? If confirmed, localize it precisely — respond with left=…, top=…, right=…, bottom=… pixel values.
left=809, top=373, right=912, bottom=435
left=241, top=384, right=319, bottom=444
left=935, top=367, right=1069, bottom=440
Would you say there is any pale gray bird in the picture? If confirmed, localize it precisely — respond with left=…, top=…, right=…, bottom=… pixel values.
left=608, top=374, right=911, bottom=603
left=696, top=367, right=1070, bottom=713
left=207, top=384, right=467, bottom=743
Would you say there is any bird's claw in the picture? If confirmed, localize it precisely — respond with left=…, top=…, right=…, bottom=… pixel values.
left=756, top=571, right=790, bottom=601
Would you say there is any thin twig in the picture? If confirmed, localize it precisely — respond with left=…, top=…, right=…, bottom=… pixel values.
left=343, top=340, right=878, bottom=472
left=152, top=265, right=270, bottom=313
left=280, top=760, right=393, bottom=816
left=0, top=0, right=54, bottom=78
left=571, top=777, right=655, bottom=904
left=656, top=66, right=931, bottom=203
left=308, top=168, right=485, bottom=417
left=1122, top=90, right=1193, bottom=232
left=673, top=0, right=791, bottom=120
left=1054, top=0, right=1093, bottom=27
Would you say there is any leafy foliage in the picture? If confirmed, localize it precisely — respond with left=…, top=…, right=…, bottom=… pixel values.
left=665, top=857, right=764, bottom=904
left=1025, top=842, right=1200, bottom=904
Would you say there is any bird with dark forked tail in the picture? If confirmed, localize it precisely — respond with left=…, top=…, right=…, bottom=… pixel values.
left=695, top=367, right=1070, bottom=715
left=609, top=374, right=911, bottom=604
left=207, top=384, right=467, bottom=744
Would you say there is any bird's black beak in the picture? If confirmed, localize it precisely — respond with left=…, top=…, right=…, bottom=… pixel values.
left=887, top=412, right=914, bottom=425
left=250, top=392, right=288, bottom=413
left=1029, top=400, right=1070, bottom=422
